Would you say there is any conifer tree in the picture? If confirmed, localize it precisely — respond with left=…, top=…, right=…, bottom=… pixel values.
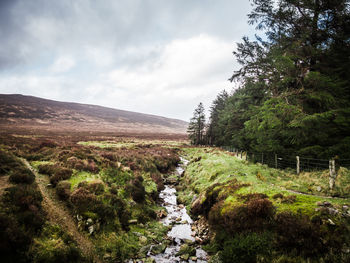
left=187, top=102, right=206, bottom=145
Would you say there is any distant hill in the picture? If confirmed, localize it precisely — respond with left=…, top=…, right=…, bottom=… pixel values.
left=0, top=94, right=188, bottom=134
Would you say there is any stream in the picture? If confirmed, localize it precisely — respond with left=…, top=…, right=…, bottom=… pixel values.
left=150, top=158, right=208, bottom=263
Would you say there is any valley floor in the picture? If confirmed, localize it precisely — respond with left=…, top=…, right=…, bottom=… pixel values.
left=1, top=133, right=350, bottom=262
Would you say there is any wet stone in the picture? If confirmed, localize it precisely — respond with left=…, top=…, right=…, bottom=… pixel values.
left=150, top=157, right=208, bottom=262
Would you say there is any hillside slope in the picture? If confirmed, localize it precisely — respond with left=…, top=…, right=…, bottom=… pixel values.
left=0, top=94, right=188, bottom=134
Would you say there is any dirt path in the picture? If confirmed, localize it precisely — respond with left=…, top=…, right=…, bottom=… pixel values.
left=21, top=159, right=101, bottom=263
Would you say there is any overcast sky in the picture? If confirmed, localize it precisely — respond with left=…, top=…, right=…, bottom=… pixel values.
left=0, top=0, right=255, bottom=121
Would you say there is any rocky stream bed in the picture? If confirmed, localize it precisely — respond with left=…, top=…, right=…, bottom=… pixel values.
left=149, top=158, right=208, bottom=263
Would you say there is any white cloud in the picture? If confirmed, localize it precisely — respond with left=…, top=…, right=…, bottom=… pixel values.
left=99, top=34, right=236, bottom=119
left=50, top=56, right=75, bottom=73
left=0, top=34, right=237, bottom=121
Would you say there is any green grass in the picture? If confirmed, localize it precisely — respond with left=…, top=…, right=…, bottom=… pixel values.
left=68, top=171, right=100, bottom=189
left=77, top=139, right=189, bottom=149
left=180, top=147, right=350, bottom=215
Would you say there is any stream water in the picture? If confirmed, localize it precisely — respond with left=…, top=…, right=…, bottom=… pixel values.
left=150, top=158, right=208, bottom=263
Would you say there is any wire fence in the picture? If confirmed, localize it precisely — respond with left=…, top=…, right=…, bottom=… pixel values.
left=221, top=146, right=350, bottom=174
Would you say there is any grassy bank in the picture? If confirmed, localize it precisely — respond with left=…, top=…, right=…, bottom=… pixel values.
left=177, top=147, right=350, bottom=263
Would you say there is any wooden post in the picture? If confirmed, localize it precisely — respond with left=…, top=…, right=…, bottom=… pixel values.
left=261, top=153, right=264, bottom=164
left=329, top=159, right=337, bottom=190
left=296, top=156, right=300, bottom=175
left=240, top=151, right=243, bottom=159
left=275, top=154, right=278, bottom=169
left=252, top=153, right=255, bottom=163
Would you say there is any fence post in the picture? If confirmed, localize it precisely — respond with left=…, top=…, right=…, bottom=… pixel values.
left=240, top=151, right=243, bottom=159
left=329, top=159, right=337, bottom=190
left=252, top=153, right=255, bottom=163
left=275, top=154, right=278, bottom=169
left=296, top=156, right=300, bottom=174
left=261, top=153, right=264, bottom=164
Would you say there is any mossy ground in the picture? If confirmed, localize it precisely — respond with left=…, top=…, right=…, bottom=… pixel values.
left=179, top=147, right=350, bottom=215
left=178, top=147, right=350, bottom=262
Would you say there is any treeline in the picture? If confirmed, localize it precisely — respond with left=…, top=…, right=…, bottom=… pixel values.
left=189, top=0, right=350, bottom=159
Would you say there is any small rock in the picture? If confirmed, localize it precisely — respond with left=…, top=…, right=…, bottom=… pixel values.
left=181, top=254, right=190, bottom=260
left=328, top=208, right=339, bottom=216
left=157, top=210, right=168, bottom=219
left=328, top=219, right=336, bottom=225
left=88, top=225, right=94, bottom=234
left=103, top=253, right=112, bottom=260
left=195, top=237, right=202, bottom=244
left=316, top=186, right=322, bottom=192
left=342, top=205, right=349, bottom=212
left=323, top=201, right=332, bottom=207
left=139, top=236, right=147, bottom=245
left=176, top=217, right=181, bottom=222
left=86, top=218, right=93, bottom=225
left=144, top=258, right=156, bottom=263
left=133, top=231, right=142, bottom=237
left=191, top=256, right=198, bottom=261
left=128, top=219, right=138, bottom=224
left=179, top=204, right=185, bottom=209
left=47, top=184, right=53, bottom=188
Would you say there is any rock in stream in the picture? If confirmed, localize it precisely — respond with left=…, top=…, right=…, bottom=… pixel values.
left=150, top=158, right=208, bottom=263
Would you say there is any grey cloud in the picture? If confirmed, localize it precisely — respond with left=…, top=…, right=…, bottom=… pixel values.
left=0, top=0, right=252, bottom=70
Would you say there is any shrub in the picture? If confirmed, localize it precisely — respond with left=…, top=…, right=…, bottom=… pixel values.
left=274, top=212, right=323, bottom=257
left=239, top=193, right=268, bottom=202
left=56, top=181, right=71, bottom=200
left=50, top=168, right=73, bottom=186
left=38, top=164, right=58, bottom=176
left=129, top=176, right=146, bottom=203
left=151, top=173, right=164, bottom=192
left=86, top=180, right=105, bottom=195
left=29, top=224, right=82, bottom=263
left=70, top=187, right=99, bottom=213
left=0, top=149, right=21, bottom=176
left=9, top=167, right=35, bottom=184
left=110, top=195, right=130, bottom=230
left=221, top=198, right=275, bottom=234
left=39, top=140, right=58, bottom=148
left=221, top=232, right=272, bottom=263
left=3, top=185, right=43, bottom=212
left=0, top=211, right=32, bottom=262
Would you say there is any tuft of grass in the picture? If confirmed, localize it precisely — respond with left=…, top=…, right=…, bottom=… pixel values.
left=68, top=171, right=99, bottom=190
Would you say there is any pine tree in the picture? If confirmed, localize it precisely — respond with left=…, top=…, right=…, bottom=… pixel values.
left=187, top=102, right=206, bottom=145
left=207, top=90, right=228, bottom=146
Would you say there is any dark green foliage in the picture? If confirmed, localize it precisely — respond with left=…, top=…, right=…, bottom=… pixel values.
left=110, top=195, right=130, bottom=230
left=151, top=172, right=164, bottom=192
left=129, top=176, right=146, bottom=203
left=188, top=102, right=206, bottom=145
left=221, top=232, right=272, bottom=263
left=9, top=166, right=35, bottom=184
left=29, top=224, right=83, bottom=263
left=203, top=0, right=350, bottom=158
